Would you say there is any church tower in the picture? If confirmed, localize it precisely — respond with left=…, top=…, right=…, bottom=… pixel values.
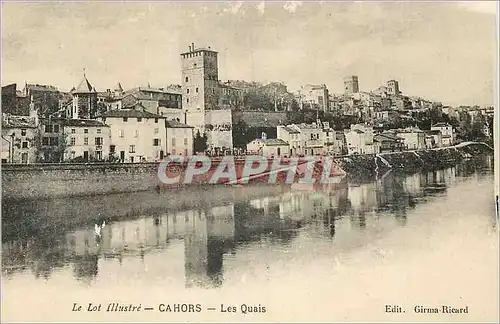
left=72, top=72, right=98, bottom=119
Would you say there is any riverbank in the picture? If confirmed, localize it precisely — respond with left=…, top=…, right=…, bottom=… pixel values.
left=1, top=142, right=493, bottom=200
left=335, top=142, right=493, bottom=179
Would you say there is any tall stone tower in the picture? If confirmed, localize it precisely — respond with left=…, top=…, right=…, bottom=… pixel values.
left=181, top=43, right=233, bottom=152
left=72, top=72, right=98, bottom=119
left=386, top=80, right=400, bottom=95
left=181, top=43, right=219, bottom=113
left=343, top=75, right=359, bottom=94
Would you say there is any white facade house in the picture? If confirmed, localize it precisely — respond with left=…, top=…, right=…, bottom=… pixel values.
left=165, top=119, right=194, bottom=156
left=395, top=127, right=426, bottom=150
left=97, top=110, right=166, bottom=162
left=277, top=121, right=343, bottom=156
left=276, top=126, right=301, bottom=156
left=344, top=124, right=376, bottom=155
left=291, top=122, right=324, bottom=156
left=247, top=138, right=289, bottom=157
left=64, top=119, right=111, bottom=161
left=431, top=123, right=455, bottom=146
left=425, top=130, right=443, bottom=148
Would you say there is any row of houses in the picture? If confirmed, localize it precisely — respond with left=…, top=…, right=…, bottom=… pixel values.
left=246, top=121, right=457, bottom=158
left=1, top=105, right=194, bottom=164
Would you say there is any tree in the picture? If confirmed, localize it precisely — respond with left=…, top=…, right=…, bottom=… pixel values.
left=232, top=120, right=251, bottom=148
left=193, top=130, right=208, bottom=153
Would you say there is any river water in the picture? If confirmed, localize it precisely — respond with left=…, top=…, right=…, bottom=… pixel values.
left=1, top=156, right=498, bottom=322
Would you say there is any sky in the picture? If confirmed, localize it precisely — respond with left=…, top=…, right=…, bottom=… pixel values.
left=1, top=1, right=497, bottom=107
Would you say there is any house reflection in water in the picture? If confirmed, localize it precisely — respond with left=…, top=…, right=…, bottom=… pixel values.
left=4, top=161, right=486, bottom=287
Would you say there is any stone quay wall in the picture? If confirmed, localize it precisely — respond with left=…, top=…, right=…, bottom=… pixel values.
left=1, top=142, right=492, bottom=201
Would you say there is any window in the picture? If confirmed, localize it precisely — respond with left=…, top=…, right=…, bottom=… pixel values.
left=153, top=138, right=160, bottom=146
left=50, top=137, right=59, bottom=146
left=84, top=128, right=89, bottom=134
left=196, top=87, right=199, bottom=93
left=97, top=129, right=101, bottom=134
left=53, top=125, right=60, bottom=133
left=71, top=151, right=76, bottom=159
left=110, top=145, right=116, bottom=153
left=154, top=118, right=159, bottom=123
left=45, top=125, right=53, bottom=133
left=154, top=128, right=159, bottom=134
left=137, top=117, right=142, bottom=122
left=22, top=141, right=29, bottom=149
left=84, top=137, right=89, bottom=145
left=129, top=145, right=136, bottom=153
left=186, top=98, right=189, bottom=103
left=71, top=128, right=76, bottom=134
left=185, top=77, right=189, bottom=82
left=123, top=117, right=128, bottom=122
left=70, top=137, right=76, bottom=146
left=95, top=137, right=103, bottom=145
left=42, top=137, right=49, bottom=146
left=184, top=138, right=188, bottom=146
left=172, top=138, right=176, bottom=147
left=187, top=89, right=190, bottom=94
left=119, top=130, right=124, bottom=138
left=21, top=129, right=27, bottom=136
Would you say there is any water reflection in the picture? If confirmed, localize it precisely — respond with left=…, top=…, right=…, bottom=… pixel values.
left=1, top=155, right=495, bottom=288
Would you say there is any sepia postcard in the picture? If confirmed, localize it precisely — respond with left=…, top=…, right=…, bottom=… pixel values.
left=1, top=1, right=499, bottom=323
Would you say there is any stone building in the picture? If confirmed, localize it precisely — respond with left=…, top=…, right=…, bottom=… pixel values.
left=165, top=119, right=194, bottom=156
left=343, top=75, right=359, bottom=94
left=299, top=84, right=330, bottom=112
left=97, top=110, right=166, bottom=162
left=71, top=73, right=98, bottom=119
left=1, top=110, right=39, bottom=164
left=181, top=43, right=233, bottom=151
left=64, top=119, right=111, bottom=161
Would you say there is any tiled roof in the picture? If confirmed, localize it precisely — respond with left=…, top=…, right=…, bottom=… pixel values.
left=74, top=75, right=95, bottom=93
left=124, top=88, right=182, bottom=101
left=432, top=122, right=451, bottom=127
left=351, top=129, right=364, bottom=134
left=98, top=109, right=163, bottom=119
left=282, top=126, right=300, bottom=134
left=262, top=138, right=289, bottom=146
left=295, top=123, right=322, bottom=130
left=63, top=119, right=108, bottom=127
left=115, top=82, right=123, bottom=92
left=122, top=102, right=148, bottom=111
left=375, top=133, right=404, bottom=142
left=165, top=119, right=194, bottom=128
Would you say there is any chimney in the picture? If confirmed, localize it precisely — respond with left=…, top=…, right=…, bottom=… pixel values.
left=192, top=43, right=195, bottom=51
left=188, top=44, right=192, bottom=52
